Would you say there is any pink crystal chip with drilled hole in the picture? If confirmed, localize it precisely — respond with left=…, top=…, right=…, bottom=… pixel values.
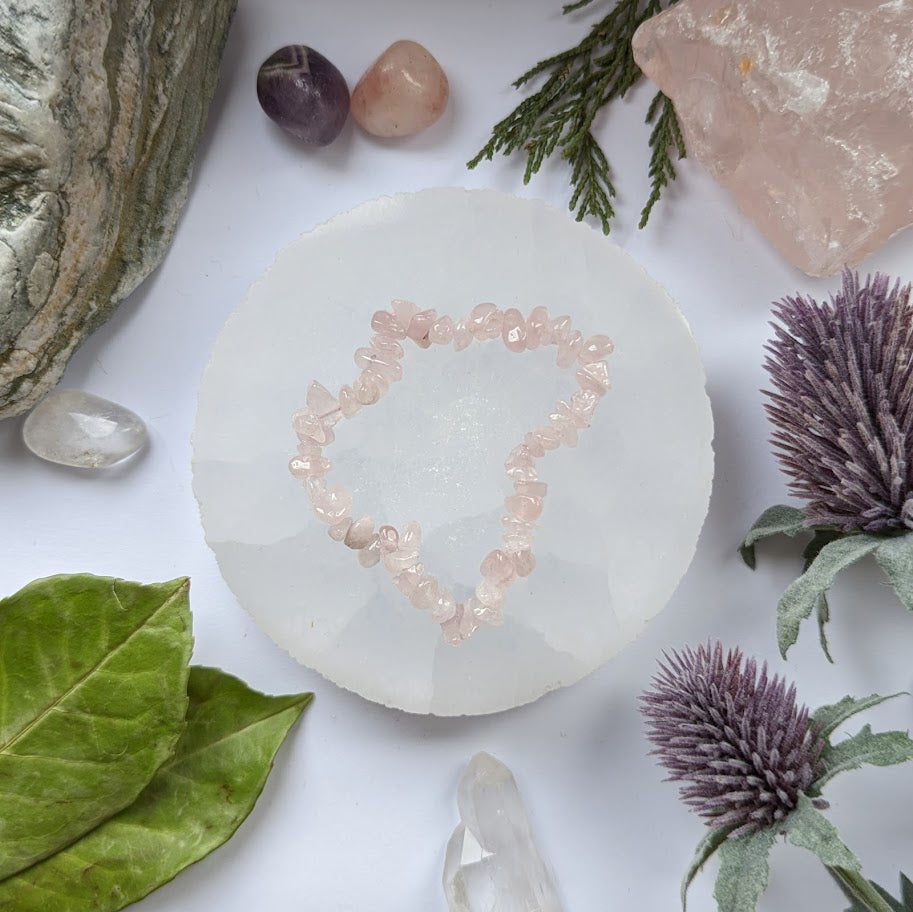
left=632, top=0, right=913, bottom=277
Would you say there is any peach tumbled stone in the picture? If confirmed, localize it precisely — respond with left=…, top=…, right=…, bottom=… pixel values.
left=351, top=40, right=449, bottom=138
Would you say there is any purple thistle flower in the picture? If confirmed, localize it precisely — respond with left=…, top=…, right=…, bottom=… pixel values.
left=764, top=270, right=913, bottom=532
left=640, top=642, right=824, bottom=837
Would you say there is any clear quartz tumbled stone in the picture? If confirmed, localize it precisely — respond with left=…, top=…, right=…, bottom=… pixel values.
left=22, top=388, right=147, bottom=468
left=443, top=752, right=563, bottom=912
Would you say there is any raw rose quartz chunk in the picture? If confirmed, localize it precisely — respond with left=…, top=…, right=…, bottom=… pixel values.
left=632, top=0, right=913, bottom=276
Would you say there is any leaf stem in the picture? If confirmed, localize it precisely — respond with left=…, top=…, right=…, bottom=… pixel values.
left=829, top=866, right=899, bottom=912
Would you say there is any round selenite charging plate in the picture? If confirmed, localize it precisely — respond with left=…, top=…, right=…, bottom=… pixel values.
left=193, top=188, right=714, bottom=715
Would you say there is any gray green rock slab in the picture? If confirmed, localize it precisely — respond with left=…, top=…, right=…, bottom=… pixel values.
left=0, top=0, right=237, bottom=418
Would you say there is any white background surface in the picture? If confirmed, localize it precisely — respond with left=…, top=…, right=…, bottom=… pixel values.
left=3, top=1, right=913, bottom=909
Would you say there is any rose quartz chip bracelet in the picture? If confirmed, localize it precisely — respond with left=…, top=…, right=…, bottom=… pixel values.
left=289, top=300, right=613, bottom=645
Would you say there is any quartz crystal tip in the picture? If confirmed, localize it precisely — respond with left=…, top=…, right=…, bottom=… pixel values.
left=443, top=752, right=564, bottom=912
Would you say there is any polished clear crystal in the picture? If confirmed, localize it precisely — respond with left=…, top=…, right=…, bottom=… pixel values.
left=443, top=752, right=563, bottom=912
left=22, top=388, right=147, bottom=468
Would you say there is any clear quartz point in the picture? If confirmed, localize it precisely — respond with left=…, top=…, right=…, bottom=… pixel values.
left=443, top=752, right=563, bottom=912
left=22, top=388, right=147, bottom=468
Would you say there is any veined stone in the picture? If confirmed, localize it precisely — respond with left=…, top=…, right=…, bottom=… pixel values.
left=22, top=389, right=147, bottom=468
left=0, top=0, right=237, bottom=417
left=633, top=0, right=913, bottom=277
left=443, top=752, right=563, bottom=912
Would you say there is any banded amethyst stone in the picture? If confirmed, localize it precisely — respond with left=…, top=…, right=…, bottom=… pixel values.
left=257, top=45, right=349, bottom=146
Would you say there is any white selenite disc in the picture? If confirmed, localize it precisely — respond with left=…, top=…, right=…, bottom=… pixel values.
left=193, top=188, right=713, bottom=715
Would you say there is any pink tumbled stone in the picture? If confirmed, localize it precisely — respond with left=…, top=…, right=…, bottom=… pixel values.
left=401, top=520, right=422, bottom=551
left=393, top=562, right=425, bottom=595
left=313, top=487, right=353, bottom=524
left=556, top=399, right=587, bottom=430
left=577, top=360, right=610, bottom=396
left=459, top=604, right=481, bottom=639
left=452, top=320, right=473, bottom=351
left=297, top=440, right=322, bottom=459
left=467, top=303, right=502, bottom=340
left=511, top=550, right=536, bottom=577
left=501, top=308, right=527, bottom=352
left=505, top=493, right=543, bottom=523
left=292, top=409, right=333, bottom=445
left=351, top=40, right=449, bottom=138
left=632, top=0, right=913, bottom=276
left=523, top=432, right=546, bottom=458
left=534, top=426, right=561, bottom=451
left=371, top=310, right=406, bottom=339
left=412, top=576, right=440, bottom=611
left=578, top=334, right=614, bottom=364
left=480, top=548, right=516, bottom=585
left=570, top=388, right=599, bottom=424
left=353, top=372, right=383, bottom=405
left=431, top=590, right=458, bottom=623
left=429, top=315, right=454, bottom=344
left=306, top=381, right=341, bottom=423
left=345, top=516, right=375, bottom=549
left=391, top=299, right=418, bottom=326
left=470, top=594, right=503, bottom=626
left=548, top=412, right=578, bottom=447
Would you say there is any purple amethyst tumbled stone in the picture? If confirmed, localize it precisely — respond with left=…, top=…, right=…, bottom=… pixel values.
left=256, top=45, right=349, bottom=145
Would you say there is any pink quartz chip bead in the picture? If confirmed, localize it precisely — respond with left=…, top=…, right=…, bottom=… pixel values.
left=292, top=410, right=333, bottom=445
left=353, top=371, right=384, bottom=405
left=533, top=426, right=561, bottom=451
left=407, top=309, right=437, bottom=348
left=468, top=302, right=502, bottom=341
left=578, top=334, right=614, bottom=364
left=514, top=480, right=547, bottom=497
left=328, top=519, right=351, bottom=542
left=306, top=381, right=342, bottom=424
left=400, top=520, right=422, bottom=551
left=548, top=412, right=578, bottom=447
left=377, top=525, right=399, bottom=552
left=345, top=516, right=375, bottom=549
left=577, top=360, right=610, bottom=396
left=556, top=330, right=584, bottom=368
left=523, top=432, right=546, bottom=457
left=505, top=493, right=543, bottom=523
left=527, top=306, right=552, bottom=348
left=431, top=590, right=458, bottom=623
left=358, top=535, right=382, bottom=567
left=556, top=399, right=588, bottom=430
left=570, top=388, right=599, bottom=424
left=338, top=385, right=361, bottom=418
left=289, top=454, right=331, bottom=478
left=428, top=315, right=454, bottom=344
left=412, top=576, right=440, bottom=611
left=480, top=548, right=516, bottom=586
left=471, top=594, right=503, bottom=626
left=371, top=334, right=404, bottom=359
left=355, top=347, right=402, bottom=382
left=391, top=299, right=418, bottom=327
left=475, top=578, right=505, bottom=608
left=551, top=315, right=572, bottom=343
left=312, top=487, right=353, bottom=524
left=371, top=310, right=406, bottom=339
left=511, top=550, right=536, bottom=577
left=452, top=320, right=473, bottom=351
left=459, top=604, right=481, bottom=638
left=501, top=308, right=527, bottom=353
left=392, top=563, right=425, bottom=595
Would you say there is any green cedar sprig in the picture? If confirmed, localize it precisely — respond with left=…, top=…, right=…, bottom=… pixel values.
left=467, top=0, right=684, bottom=233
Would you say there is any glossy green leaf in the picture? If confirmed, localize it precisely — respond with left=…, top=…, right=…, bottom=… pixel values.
left=784, top=793, right=860, bottom=870
left=875, top=534, right=913, bottom=612
left=681, top=825, right=733, bottom=910
left=713, top=827, right=778, bottom=912
left=817, top=725, right=913, bottom=788
left=777, top=535, right=882, bottom=657
left=0, top=575, right=192, bottom=878
left=811, top=693, right=905, bottom=739
left=0, top=666, right=312, bottom=911
left=739, top=504, right=807, bottom=569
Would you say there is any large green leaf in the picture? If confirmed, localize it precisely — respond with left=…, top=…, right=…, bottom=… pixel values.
left=811, top=693, right=905, bottom=740
left=739, top=504, right=807, bottom=569
left=777, top=535, right=882, bottom=657
left=713, top=827, right=778, bottom=912
left=0, top=575, right=192, bottom=878
left=783, top=794, right=860, bottom=871
left=875, top=535, right=913, bottom=612
left=817, top=725, right=913, bottom=788
left=681, top=825, right=733, bottom=909
left=839, top=873, right=913, bottom=912
left=0, top=666, right=312, bottom=911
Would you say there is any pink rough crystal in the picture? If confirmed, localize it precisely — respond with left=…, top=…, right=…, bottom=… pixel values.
left=632, top=0, right=913, bottom=276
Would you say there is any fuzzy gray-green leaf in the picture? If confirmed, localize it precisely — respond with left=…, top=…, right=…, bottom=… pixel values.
left=682, top=825, right=733, bottom=909
left=811, top=693, right=905, bottom=739
left=875, top=534, right=913, bottom=611
left=777, top=534, right=882, bottom=656
left=739, top=504, right=807, bottom=569
left=0, top=666, right=312, bottom=911
left=713, top=828, right=778, bottom=912
left=784, top=793, right=860, bottom=870
left=817, top=725, right=913, bottom=787
left=0, top=575, right=191, bottom=879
